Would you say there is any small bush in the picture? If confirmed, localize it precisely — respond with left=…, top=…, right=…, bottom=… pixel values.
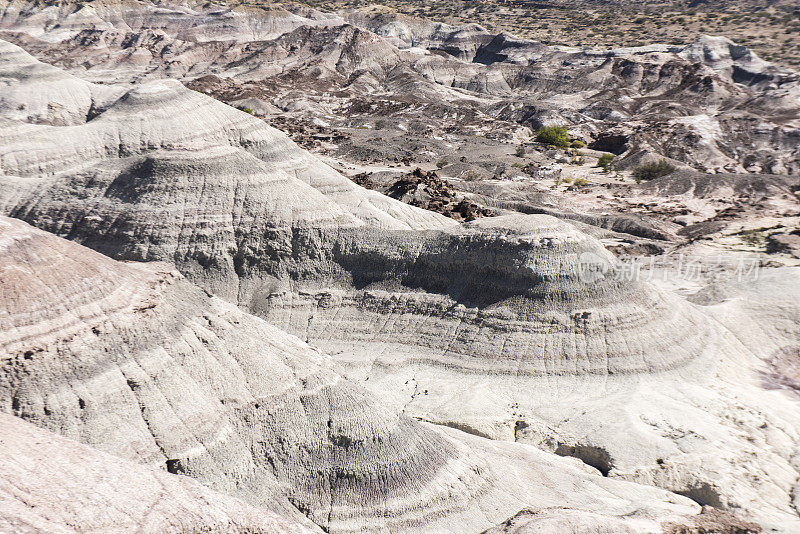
left=597, top=153, right=615, bottom=172
left=240, top=107, right=254, bottom=115
left=739, top=228, right=766, bottom=247
left=570, top=140, right=586, bottom=149
left=436, top=159, right=448, bottom=169
left=573, top=177, right=589, bottom=187
left=632, top=160, right=677, bottom=183
left=515, top=145, right=526, bottom=157
left=536, top=126, right=571, bottom=148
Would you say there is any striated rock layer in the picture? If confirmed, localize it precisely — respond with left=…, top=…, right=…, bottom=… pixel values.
left=0, top=28, right=123, bottom=125
left=1, top=0, right=798, bottom=174
left=0, top=413, right=318, bottom=533
left=0, top=215, right=706, bottom=533
left=1, top=35, right=800, bottom=531
left=0, top=41, right=718, bottom=377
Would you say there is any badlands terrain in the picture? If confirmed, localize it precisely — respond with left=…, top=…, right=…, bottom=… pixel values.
left=306, top=0, right=800, bottom=69
left=0, top=0, right=799, bottom=533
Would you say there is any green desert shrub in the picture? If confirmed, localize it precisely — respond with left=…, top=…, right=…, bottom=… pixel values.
left=632, top=160, right=677, bottom=183
left=739, top=228, right=767, bottom=246
left=597, top=153, right=615, bottom=171
left=570, top=139, right=586, bottom=148
left=536, top=126, right=571, bottom=148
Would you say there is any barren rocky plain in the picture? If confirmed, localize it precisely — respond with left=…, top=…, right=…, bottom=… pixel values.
left=0, top=0, right=798, bottom=533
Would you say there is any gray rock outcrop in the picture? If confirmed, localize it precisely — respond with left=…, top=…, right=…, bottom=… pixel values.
left=0, top=412, right=319, bottom=533
left=0, top=9, right=799, bottom=531
left=0, top=215, right=708, bottom=533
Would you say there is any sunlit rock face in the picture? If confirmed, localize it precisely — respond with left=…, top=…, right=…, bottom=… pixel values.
left=0, top=42, right=720, bottom=382
left=0, top=7, right=799, bottom=531
left=0, top=413, right=320, bottom=533
left=2, top=0, right=798, bottom=174
left=0, top=215, right=708, bottom=533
